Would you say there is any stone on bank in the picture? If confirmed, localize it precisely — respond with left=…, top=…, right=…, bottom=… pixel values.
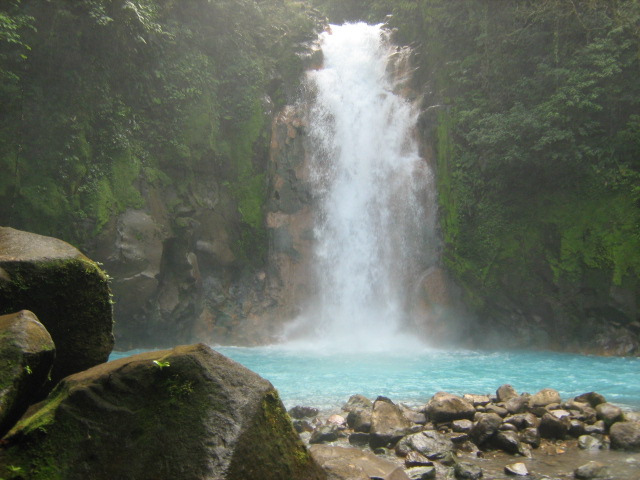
left=0, top=344, right=325, bottom=480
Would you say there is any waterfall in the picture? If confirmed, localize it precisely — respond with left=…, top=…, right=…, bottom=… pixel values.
left=284, top=23, right=437, bottom=352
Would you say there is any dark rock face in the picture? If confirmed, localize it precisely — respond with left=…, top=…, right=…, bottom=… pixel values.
left=0, top=344, right=325, bottom=480
left=0, top=310, right=55, bottom=436
left=0, top=227, right=113, bottom=382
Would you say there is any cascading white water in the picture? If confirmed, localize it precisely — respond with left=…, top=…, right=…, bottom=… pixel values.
left=285, top=23, right=437, bottom=352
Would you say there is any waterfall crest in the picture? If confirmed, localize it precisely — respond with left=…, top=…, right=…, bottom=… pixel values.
left=284, top=23, right=437, bottom=352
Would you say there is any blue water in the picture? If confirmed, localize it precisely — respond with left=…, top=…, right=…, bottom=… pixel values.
left=109, top=346, right=640, bottom=411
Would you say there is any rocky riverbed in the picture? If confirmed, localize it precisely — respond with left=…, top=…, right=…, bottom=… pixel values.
left=289, top=386, right=640, bottom=480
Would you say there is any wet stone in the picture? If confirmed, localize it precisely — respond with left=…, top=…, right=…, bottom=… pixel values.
left=574, top=392, right=607, bottom=408
left=574, top=461, right=611, bottom=479
left=405, top=466, right=436, bottom=480
left=578, top=434, right=605, bottom=450
left=289, top=405, right=320, bottom=419
left=595, top=403, right=623, bottom=427
left=452, top=419, right=474, bottom=433
left=349, top=432, right=370, bottom=446
left=497, top=384, right=518, bottom=402
left=404, top=451, right=433, bottom=468
left=454, top=462, right=483, bottom=480
left=504, top=462, right=528, bottom=476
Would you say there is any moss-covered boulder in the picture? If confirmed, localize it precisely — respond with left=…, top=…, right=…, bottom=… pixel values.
left=0, top=343, right=326, bottom=480
left=0, top=227, right=113, bottom=383
left=0, top=310, right=55, bottom=437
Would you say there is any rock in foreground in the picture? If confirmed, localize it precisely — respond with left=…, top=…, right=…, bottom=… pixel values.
left=0, top=227, right=113, bottom=382
left=0, top=310, right=55, bottom=436
left=0, top=344, right=325, bottom=480
left=310, top=445, right=409, bottom=480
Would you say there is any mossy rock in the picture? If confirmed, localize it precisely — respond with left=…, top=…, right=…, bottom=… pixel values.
left=0, top=343, right=326, bottom=480
left=0, top=227, right=113, bottom=383
left=0, top=310, right=55, bottom=437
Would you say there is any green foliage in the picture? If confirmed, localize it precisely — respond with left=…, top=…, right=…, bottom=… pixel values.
left=420, top=0, right=640, bottom=320
left=0, top=0, right=320, bottom=259
left=152, top=360, right=170, bottom=369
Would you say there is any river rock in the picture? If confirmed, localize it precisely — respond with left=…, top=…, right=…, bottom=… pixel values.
left=424, top=392, right=475, bottom=423
left=492, top=430, right=522, bottom=454
left=565, top=400, right=597, bottom=423
left=0, top=344, right=325, bottom=480
left=404, top=451, right=433, bottom=468
left=505, top=412, right=538, bottom=430
left=624, top=411, right=640, bottom=423
left=504, top=462, right=528, bottom=476
left=290, top=405, right=320, bottom=419
left=574, top=461, right=611, bottom=479
left=454, top=462, right=483, bottom=480
left=595, top=402, right=623, bottom=427
left=539, top=412, right=569, bottom=439
left=505, top=395, right=529, bottom=414
left=0, top=310, right=55, bottom=436
left=520, top=427, right=540, bottom=448
left=406, top=466, right=436, bottom=480
left=578, top=434, right=605, bottom=450
left=585, top=420, right=606, bottom=435
left=529, top=388, right=561, bottom=408
left=293, top=419, right=315, bottom=433
left=0, top=227, right=113, bottom=382
left=452, top=419, right=474, bottom=433
left=396, top=430, right=454, bottom=459
left=327, top=414, right=346, bottom=426
left=347, top=408, right=372, bottom=433
left=348, top=432, right=370, bottom=446
left=485, top=404, right=509, bottom=417
left=310, top=445, right=409, bottom=480
left=463, top=394, right=491, bottom=407
left=566, top=419, right=584, bottom=438
left=609, top=421, right=640, bottom=450
left=311, top=425, right=340, bottom=444
left=370, top=397, right=413, bottom=448
left=497, top=384, right=518, bottom=402
left=400, top=404, right=427, bottom=425
left=470, top=412, right=502, bottom=446
left=574, top=392, right=606, bottom=408
left=343, top=394, right=373, bottom=412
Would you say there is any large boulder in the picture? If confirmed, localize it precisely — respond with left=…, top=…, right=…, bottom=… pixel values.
left=609, top=421, right=640, bottom=450
left=0, top=227, right=113, bottom=382
left=0, top=310, right=55, bottom=436
left=310, top=445, right=409, bottom=480
left=370, top=397, right=413, bottom=448
left=0, top=344, right=325, bottom=480
left=424, top=392, right=475, bottom=423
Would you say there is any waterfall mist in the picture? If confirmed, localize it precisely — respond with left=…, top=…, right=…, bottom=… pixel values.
left=283, top=23, right=438, bottom=352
